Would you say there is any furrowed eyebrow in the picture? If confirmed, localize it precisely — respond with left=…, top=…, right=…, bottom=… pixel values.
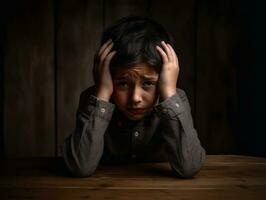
left=114, top=76, right=129, bottom=80
left=114, top=75, right=158, bottom=81
left=141, top=75, right=158, bottom=80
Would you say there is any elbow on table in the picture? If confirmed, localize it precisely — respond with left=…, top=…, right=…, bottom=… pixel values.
left=172, top=165, right=201, bottom=178
left=63, top=153, right=97, bottom=177
left=68, top=165, right=97, bottom=178
left=171, top=151, right=206, bottom=179
left=62, top=138, right=98, bottom=178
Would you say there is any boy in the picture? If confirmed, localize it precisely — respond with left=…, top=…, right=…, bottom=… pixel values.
left=63, top=16, right=206, bottom=178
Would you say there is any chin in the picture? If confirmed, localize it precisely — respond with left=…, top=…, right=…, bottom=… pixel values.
left=126, top=114, right=145, bottom=121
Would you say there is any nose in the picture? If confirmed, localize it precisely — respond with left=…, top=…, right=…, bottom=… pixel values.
left=131, top=86, right=142, bottom=105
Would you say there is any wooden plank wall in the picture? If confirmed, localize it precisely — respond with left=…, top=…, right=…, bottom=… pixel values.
left=2, top=0, right=55, bottom=157
left=0, top=0, right=241, bottom=157
left=0, top=19, right=4, bottom=158
left=195, top=0, right=238, bottom=153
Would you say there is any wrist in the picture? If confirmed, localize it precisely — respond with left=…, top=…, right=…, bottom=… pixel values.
left=95, top=88, right=112, bottom=102
left=160, top=88, right=176, bottom=101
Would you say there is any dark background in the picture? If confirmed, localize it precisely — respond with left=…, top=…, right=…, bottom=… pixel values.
left=0, top=0, right=265, bottom=158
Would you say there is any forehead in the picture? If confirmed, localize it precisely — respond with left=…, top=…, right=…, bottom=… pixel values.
left=113, top=63, right=158, bottom=78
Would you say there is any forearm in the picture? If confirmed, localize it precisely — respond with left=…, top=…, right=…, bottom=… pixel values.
left=63, top=95, right=115, bottom=177
left=156, top=90, right=206, bottom=178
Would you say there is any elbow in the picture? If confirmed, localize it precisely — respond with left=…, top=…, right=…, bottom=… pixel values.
left=171, top=150, right=206, bottom=179
left=178, top=167, right=200, bottom=179
left=171, top=164, right=200, bottom=179
left=62, top=145, right=97, bottom=178
left=62, top=136, right=98, bottom=178
left=64, top=157, right=97, bottom=177
left=73, top=166, right=96, bottom=178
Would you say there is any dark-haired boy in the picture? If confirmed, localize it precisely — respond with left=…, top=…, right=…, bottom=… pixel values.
left=63, top=17, right=206, bottom=178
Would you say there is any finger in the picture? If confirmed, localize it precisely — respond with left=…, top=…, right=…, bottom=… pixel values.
left=103, top=51, right=116, bottom=68
left=167, top=44, right=178, bottom=64
left=156, top=45, right=169, bottom=63
left=94, top=42, right=113, bottom=73
left=161, top=41, right=173, bottom=61
left=168, top=44, right=179, bottom=68
left=94, top=51, right=116, bottom=84
left=98, top=39, right=112, bottom=56
left=100, top=42, right=114, bottom=64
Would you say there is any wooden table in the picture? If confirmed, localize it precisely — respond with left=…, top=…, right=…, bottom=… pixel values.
left=0, top=155, right=266, bottom=199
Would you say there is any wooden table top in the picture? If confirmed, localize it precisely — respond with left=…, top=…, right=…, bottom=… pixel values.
left=0, top=155, right=266, bottom=200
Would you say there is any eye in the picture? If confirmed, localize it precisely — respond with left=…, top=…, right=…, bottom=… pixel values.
left=143, top=81, right=156, bottom=88
left=116, top=81, right=129, bottom=89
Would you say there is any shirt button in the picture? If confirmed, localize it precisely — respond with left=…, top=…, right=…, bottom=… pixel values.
left=134, top=131, right=139, bottom=137
left=100, top=108, right=105, bottom=113
left=175, top=103, right=180, bottom=108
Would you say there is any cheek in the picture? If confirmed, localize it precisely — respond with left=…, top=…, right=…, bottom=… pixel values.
left=113, top=90, right=128, bottom=106
left=144, top=89, right=158, bottom=104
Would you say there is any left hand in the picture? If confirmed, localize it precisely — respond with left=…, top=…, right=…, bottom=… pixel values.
left=156, top=41, right=180, bottom=101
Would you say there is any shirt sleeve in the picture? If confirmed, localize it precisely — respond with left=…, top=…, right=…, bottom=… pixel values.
left=63, top=93, right=115, bottom=177
left=154, top=89, right=206, bottom=178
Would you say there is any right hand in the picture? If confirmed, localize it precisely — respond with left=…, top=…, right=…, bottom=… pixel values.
left=93, top=39, right=116, bottom=102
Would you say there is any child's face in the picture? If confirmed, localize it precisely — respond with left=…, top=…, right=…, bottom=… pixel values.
left=112, top=63, right=159, bottom=120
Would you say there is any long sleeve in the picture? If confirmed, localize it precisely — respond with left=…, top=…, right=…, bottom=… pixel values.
left=63, top=92, right=115, bottom=177
left=154, top=88, right=206, bottom=178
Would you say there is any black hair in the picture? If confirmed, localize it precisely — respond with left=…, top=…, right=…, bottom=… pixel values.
left=100, top=16, right=175, bottom=74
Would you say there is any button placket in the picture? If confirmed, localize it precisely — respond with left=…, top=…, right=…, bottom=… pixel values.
left=131, top=129, right=140, bottom=160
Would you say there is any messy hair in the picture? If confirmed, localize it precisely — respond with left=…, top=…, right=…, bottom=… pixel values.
left=100, top=16, right=175, bottom=75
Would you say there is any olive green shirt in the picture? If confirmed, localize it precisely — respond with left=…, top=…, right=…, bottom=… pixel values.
left=63, top=86, right=206, bottom=178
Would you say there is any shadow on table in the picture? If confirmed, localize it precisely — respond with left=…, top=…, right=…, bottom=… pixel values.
left=0, top=158, right=178, bottom=178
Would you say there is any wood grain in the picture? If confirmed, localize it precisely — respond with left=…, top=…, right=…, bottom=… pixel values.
left=1, top=189, right=266, bottom=200
left=0, top=23, right=5, bottom=158
left=0, top=155, right=265, bottom=199
left=195, top=0, right=238, bottom=153
left=3, top=0, right=55, bottom=157
left=104, top=0, right=150, bottom=26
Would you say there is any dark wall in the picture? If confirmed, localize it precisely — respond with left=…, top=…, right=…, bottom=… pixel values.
left=235, top=1, right=266, bottom=156
left=0, top=0, right=265, bottom=157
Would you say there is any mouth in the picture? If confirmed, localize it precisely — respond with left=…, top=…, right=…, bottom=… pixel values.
left=127, top=108, right=147, bottom=115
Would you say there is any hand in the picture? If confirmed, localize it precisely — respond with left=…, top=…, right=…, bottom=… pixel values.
left=93, top=39, right=116, bottom=102
left=156, top=41, right=180, bottom=101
